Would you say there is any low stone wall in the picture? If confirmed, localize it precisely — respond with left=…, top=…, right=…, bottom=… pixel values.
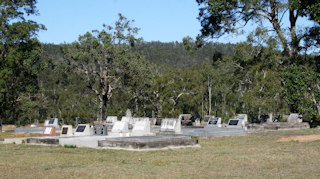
left=247, top=122, right=310, bottom=133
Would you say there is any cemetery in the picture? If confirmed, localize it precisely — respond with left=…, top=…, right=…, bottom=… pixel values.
left=4, top=112, right=314, bottom=149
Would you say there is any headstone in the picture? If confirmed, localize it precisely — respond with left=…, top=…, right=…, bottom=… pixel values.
left=207, top=117, right=222, bottom=126
left=132, top=117, right=149, bottom=124
left=131, top=120, right=153, bottom=136
left=236, top=114, right=248, bottom=128
left=93, top=124, right=107, bottom=135
left=125, top=109, right=132, bottom=117
left=288, top=113, right=302, bottom=123
left=45, top=118, right=60, bottom=130
left=227, top=118, right=246, bottom=129
left=121, top=116, right=133, bottom=124
left=74, top=124, right=90, bottom=136
left=106, top=116, right=118, bottom=124
left=160, top=118, right=181, bottom=134
left=109, top=121, right=130, bottom=137
left=60, top=125, right=73, bottom=136
left=42, top=126, right=56, bottom=136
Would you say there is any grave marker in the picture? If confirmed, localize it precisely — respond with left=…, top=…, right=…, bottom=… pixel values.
left=160, top=118, right=181, bottom=134
left=109, top=121, right=130, bottom=137
left=288, top=113, right=302, bottom=123
left=42, top=126, right=56, bottom=136
left=60, top=125, right=73, bottom=136
left=131, top=120, right=153, bottom=136
left=93, top=124, right=107, bottom=135
left=106, top=116, right=117, bottom=124
left=44, top=118, right=60, bottom=130
left=74, top=124, right=90, bottom=136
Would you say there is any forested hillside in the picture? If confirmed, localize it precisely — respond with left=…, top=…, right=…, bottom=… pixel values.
left=1, top=0, right=320, bottom=127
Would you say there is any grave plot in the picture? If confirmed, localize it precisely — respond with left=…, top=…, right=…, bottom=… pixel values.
left=60, top=125, right=73, bottom=136
left=74, top=124, right=90, bottom=136
left=109, top=121, right=130, bottom=137
left=98, top=135, right=199, bottom=150
left=159, top=118, right=181, bottom=135
left=131, top=120, right=154, bottom=136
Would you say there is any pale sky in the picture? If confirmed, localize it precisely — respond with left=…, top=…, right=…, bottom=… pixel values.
left=31, top=0, right=247, bottom=44
left=31, top=0, right=312, bottom=46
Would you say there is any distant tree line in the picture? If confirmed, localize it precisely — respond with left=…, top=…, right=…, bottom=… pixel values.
left=1, top=0, right=320, bottom=127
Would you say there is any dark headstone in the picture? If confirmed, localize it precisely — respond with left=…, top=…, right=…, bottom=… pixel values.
left=93, top=124, right=107, bottom=135
left=228, top=120, right=239, bottom=126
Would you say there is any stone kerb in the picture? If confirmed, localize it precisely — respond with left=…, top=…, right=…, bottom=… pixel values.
left=109, top=121, right=130, bottom=137
left=74, top=124, right=90, bottom=136
left=160, top=118, right=181, bottom=134
left=60, top=125, right=73, bottom=136
left=131, top=120, right=154, bottom=136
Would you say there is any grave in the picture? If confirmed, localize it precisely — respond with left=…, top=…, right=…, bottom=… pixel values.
left=109, top=121, right=130, bottom=137
left=288, top=113, right=302, bottom=123
left=93, top=124, right=107, bottom=135
left=159, top=118, right=181, bottom=135
left=204, top=117, right=222, bottom=129
left=60, top=125, right=73, bottom=136
left=121, top=116, right=133, bottom=124
left=42, top=126, right=56, bottom=136
left=98, top=135, right=199, bottom=150
left=131, top=120, right=154, bottom=136
left=45, top=118, right=60, bottom=130
left=106, top=116, right=118, bottom=124
left=132, top=117, right=149, bottom=124
left=74, top=124, right=90, bottom=136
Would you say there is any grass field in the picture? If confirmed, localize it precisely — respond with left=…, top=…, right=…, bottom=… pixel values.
left=1, top=129, right=320, bottom=178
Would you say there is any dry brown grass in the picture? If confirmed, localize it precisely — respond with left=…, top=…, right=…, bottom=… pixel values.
left=0, top=128, right=320, bottom=178
left=278, top=134, right=320, bottom=142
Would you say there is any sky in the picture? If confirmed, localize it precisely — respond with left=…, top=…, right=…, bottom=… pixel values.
left=30, top=0, right=313, bottom=45
left=31, top=0, right=247, bottom=44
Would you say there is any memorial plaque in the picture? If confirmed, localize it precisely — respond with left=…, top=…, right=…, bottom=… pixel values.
left=76, top=125, right=86, bottom=132
left=93, top=124, right=107, bottom=135
left=62, top=127, right=68, bottom=134
left=42, top=126, right=56, bottom=136
left=74, top=124, right=90, bottom=136
left=109, top=121, right=130, bottom=137
left=60, top=125, right=73, bottom=136
left=228, top=119, right=239, bottom=126
left=49, top=118, right=55, bottom=124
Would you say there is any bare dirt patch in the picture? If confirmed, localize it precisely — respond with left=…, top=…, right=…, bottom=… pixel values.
left=278, top=134, right=320, bottom=142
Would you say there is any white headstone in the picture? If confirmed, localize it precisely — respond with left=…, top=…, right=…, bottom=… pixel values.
left=160, top=118, right=181, bottom=134
left=288, top=113, right=302, bottom=123
left=131, top=120, right=154, bottom=136
left=60, top=125, right=73, bottom=136
left=132, top=117, right=149, bottom=124
left=121, top=116, right=133, bottom=124
left=207, top=117, right=222, bottom=126
left=106, top=116, right=118, bottom=124
left=44, top=127, right=53, bottom=135
left=109, top=121, right=130, bottom=137
left=74, top=124, right=90, bottom=136
left=125, top=109, right=132, bottom=117
left=45, top=118, right=60, bottom=130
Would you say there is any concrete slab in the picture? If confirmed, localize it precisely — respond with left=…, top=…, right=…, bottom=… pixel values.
left=98, top=135, right=198, bottom=150
left=182, top=127, right=246, bottom=137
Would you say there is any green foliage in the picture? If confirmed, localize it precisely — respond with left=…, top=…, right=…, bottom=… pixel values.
left=0, top=0, right=45, bottom=124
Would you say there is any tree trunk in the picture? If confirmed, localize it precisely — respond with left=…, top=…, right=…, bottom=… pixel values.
left=101, top=94, right=108, bottom=121
left=208, top=75, right=212, bottom=115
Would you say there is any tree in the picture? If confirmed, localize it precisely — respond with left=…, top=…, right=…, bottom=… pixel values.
left=63, top=14, right=141, bottom=121
left=196, top=0, right=320, bottom=62
left=0, top=0, right=45, bottom=124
